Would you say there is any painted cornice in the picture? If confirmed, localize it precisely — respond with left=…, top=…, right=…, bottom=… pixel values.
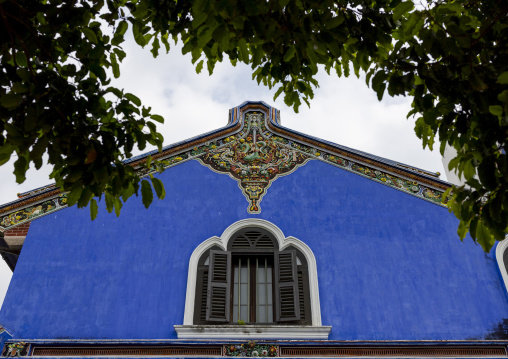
left=0, top=101, right=451, bottom=232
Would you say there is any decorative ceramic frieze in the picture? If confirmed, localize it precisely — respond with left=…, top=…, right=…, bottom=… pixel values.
left=3, top=342, right=29, bottom=357
left=0, top=103, right=450, bottom=228
left=223, top=342, right=278, bottom=357
left=0, top=194, right=67, bottom=232
left=323, top=154, right=446, bottom=204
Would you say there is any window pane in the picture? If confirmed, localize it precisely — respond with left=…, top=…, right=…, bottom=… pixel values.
left=258, top=284, right=266, bottom=305
left=258, top=266, right=265, bottom=280
left=240, top=283, right=248, bottom=303
left=233, top=282, right=239, bottom=305
left=258, top=306, right=266, bottom=323
left=267, top=305, right=273, bottom=322
left=240, top=265, right=248, bottom=282
left=240, top=305, right=248, bottom=322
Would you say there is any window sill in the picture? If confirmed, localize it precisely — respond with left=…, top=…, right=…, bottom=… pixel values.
left=174, top=325, right=331, bottom=339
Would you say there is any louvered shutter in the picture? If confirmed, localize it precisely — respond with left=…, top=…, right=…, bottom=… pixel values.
left=206, top=250, right=231, bottom=322
left=275, top=250, right=301, bottom=322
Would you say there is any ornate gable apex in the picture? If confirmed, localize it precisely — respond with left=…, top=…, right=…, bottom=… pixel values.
left=0, top=101, right=451, bottom=234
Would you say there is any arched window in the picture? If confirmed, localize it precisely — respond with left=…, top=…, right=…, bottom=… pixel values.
left=193, top=228, right=311, bottom=325
left=176, top=219, right=331, bottom=339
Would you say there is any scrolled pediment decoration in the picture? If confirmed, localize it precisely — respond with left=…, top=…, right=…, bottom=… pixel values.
left=197, top=112, right=310, bottom=213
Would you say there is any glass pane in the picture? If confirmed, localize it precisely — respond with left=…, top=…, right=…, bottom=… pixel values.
left=267, top=266, right=272, bottom=283
left=267, top=305, right=273, bottom=322
left=241, top=265, right=248, bottom=282
left=258, top=284, right=266, bottom=304
left=258, top=266, right=265, bottom=281
left=233, top=282, right=239, bottom=305
left=258, top=306, right=266, bottom=323
left=234, top=264, right=239, bottom=282
left=240, top=284, right=248, bottom=304
left=204, top=256, right=209, bottom=265
left=240, top=305, right=248, bottom=322
left=267, top=284, right=273, bottom=305
left=233, top=306, right=238, bottom=322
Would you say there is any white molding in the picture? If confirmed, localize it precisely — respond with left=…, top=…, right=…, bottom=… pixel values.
left=495, top=239, right=508, bottom=296
left=182, top=236, right=224, bottom=325
left=219, top=218, right=287, bottom=249
left=281, top=237, right=322, bottom=326
left=174, top=325, right=331, bottom=340
left=181, top=219, right=324, bottom=330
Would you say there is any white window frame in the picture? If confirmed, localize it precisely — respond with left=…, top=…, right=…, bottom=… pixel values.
left=174, top=218, right=331, bottom=339
left=496, top=239, right=508, bottom=296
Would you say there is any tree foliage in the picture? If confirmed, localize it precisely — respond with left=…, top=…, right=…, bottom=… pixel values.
left=0, top=0, right=507, bottom=251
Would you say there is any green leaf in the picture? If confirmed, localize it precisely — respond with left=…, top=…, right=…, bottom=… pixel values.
left=12, top=82, right=27, bottom=93
left=133, top=21, right=147, bottom=46
left=475, top=220, right=495, bottom=252
left=448, top=156, right=461, bottom=171
left=283, top=46, right=295, bottom=62
left=78, top=187, right=93, bottom=208
left=15, top=52, right=28, bottom=67
left=141, top=179, right=153, bottom=209
left=324, top=14, right=345, bottom=29
left=151, top=177, right=166, bottom=199
left=116, top=20, right=128, bottom=36
left=192, top=12, right=208, bottom=29
left=89, top=199, right=99, bottom=221
left=273, top=86, right=284, bottom=101
left=497, top=71, right=508, bottom=84
left=0, top=151, right=12, bottom=166
left=489, top=105, right=503, bottom=116
left=150, top=114, right=164, bottom=123
left=125, top=93, right=141, bottom=106
left=441, top=187, right=452, bottom=204
left=0, top=94, right=23, bottom=109
left=105, top=192, right=114, bottom=213
left=67, top=185, right=83, bottom=207
left=113, top=197, right=122, bottom=217
left=238, top=39, right=249, bottom=63
left=111, top=54, right=120, bottom=78
left=463, top=159, right=476, bottom=181
left=457, top=219, right=468, bottom=240
left=13, top=156, right=27, bottom=183
left=393, top=1, right=414, bottom=22
left=196, top=59, right=204, bottom=74
left=151, top=37, right=160, bottom=58
left=82, top=27, right=98, bottom=44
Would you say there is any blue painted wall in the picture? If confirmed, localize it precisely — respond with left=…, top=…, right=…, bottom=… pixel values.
left=1, top=159, right=507, bottom=340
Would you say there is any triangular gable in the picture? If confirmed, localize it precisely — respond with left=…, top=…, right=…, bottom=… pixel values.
left=0, top=101, right=451, bottom=231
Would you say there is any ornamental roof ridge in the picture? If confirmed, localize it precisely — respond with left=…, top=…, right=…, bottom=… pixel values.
left=0, top=101, right=452, bottom=231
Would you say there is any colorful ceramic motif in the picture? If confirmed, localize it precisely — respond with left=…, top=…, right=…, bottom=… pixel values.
left=223, top=342, right=278, bottom=357
left=197, top=112, right=310, bottom=213
left=0, top=194, right=67, bottom=229
left=324, top=154, right=448, bottom=204
left=3, top=342, right=28, bottom=357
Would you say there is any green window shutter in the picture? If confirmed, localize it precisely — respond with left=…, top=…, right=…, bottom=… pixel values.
left=275, top=250, right=300, bottom=322
left=206, top=250, right=231, bottom=322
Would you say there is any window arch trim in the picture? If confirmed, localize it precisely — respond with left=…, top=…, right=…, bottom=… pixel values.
left=182, top=218, right=323, bottom=326
left=495, top=239, right=508, bottom=296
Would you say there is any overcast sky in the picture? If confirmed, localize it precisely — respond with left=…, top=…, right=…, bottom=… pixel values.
left=0, top=36, right=447, bottom=307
